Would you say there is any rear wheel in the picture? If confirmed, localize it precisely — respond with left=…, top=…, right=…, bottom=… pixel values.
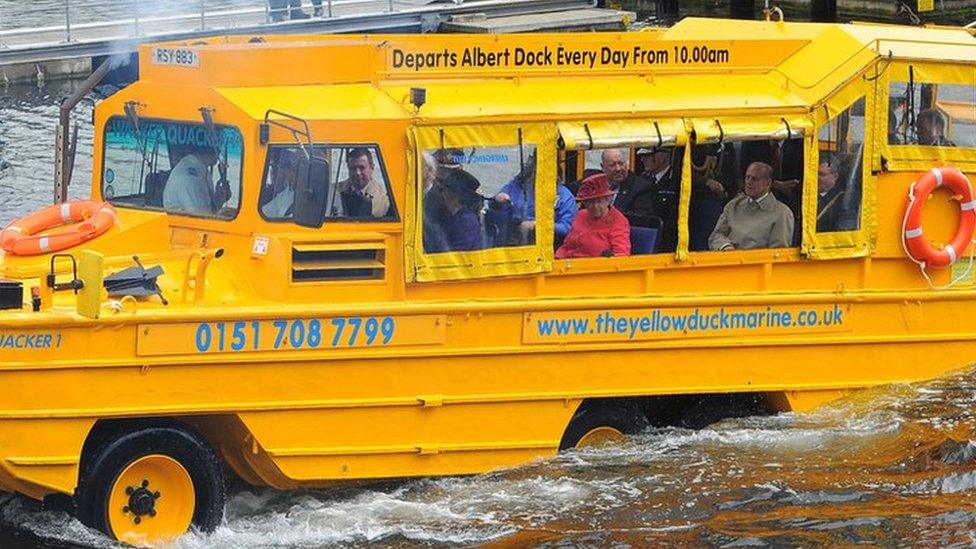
left=559, top=401, right=649, bottom=450
left=76, top=425, right=225, bottom=545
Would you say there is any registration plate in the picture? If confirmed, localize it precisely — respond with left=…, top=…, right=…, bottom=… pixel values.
left=152, top=47, right=200, bottom=68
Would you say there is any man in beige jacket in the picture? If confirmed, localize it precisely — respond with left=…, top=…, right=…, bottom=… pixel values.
left=709, top=162, right=794, bottom=251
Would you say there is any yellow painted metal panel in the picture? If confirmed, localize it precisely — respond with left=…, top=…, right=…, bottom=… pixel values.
left=137, top=315, right=447, bottom=356
left=76, top=250, right=104, bottom=320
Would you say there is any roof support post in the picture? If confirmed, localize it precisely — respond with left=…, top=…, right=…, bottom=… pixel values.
left=730, top=0, right=755, bottom=19
left=657, top=0, right=678, bottom=21
left=811, top=0, right=837, bottom=22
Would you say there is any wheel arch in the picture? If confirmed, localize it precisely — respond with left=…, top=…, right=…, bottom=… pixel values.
left=78, top=414, right=291, bottom=492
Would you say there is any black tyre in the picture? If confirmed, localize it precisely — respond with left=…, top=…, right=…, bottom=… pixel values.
left=678, top=394, right=768, bottom=429
left=559, top=401, right=650, bottom=450
left=75, top=424, right=225, bottom=545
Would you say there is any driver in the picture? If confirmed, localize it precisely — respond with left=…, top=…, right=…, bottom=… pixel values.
left=163, top=149, right=218, bottom=216
left=262, top=150, right=302, bottom=218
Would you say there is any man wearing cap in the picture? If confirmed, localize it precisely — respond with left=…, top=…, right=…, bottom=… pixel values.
left=637, top=146, right=680, bottom=252
left=600, top=148, right=655, bottom=224
left=708, top=162, right=793, bottom=251
left=556, top=173, right=631, bottom=258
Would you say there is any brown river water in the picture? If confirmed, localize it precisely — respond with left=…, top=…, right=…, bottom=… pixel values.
left=3, top=2, right=976, bottom=547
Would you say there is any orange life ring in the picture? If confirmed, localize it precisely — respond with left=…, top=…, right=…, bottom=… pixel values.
left=902, top=167, right=976, bottom=268
left=0, top=200, right=116, bottom=256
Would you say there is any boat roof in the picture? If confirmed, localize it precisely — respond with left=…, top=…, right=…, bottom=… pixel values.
left=135, top=17, right=976, bottom=123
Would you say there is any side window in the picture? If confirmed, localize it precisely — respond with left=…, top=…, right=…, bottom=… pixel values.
left=259, top=145, right=325, bottom=220
left=889, top=81, right=975, bottom=147
left=563, top=146, right=684, bottom=255
left=422, top=145, right=536, bottom=253
left=696, top=136, right=804, bottom=252
left=259, top=144, right=395, bottom=223
left=817, top=98, right=865, bottom=233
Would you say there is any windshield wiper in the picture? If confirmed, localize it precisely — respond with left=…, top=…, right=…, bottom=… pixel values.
left=124, top=101, right=152, bottom=169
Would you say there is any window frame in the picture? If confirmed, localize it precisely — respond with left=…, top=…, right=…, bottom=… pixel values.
left=407, top=123, right=557, bottom=283
left=880, top=61, right=976, bottom=172
left=805, top=80, right=875, bottom=260
left=683, top=116, right=810, bottom=260
left=258, top=142, right=399, bottom=225
left=99, top=114, right=245, bottom=222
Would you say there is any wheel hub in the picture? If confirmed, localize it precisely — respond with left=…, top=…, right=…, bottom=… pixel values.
left=123, top=479, right=160, bottom=523
left=107, top=454, right=196, bottom=544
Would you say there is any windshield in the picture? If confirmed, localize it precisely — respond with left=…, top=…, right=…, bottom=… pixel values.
left=101, top=116, right=243, bottom=219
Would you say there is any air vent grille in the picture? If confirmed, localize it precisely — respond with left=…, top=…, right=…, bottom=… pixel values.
left=291, top=242, right=385, bottom=282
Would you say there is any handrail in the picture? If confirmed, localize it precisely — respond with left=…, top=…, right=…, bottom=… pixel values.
left=0, top=0, right=442, bottom=43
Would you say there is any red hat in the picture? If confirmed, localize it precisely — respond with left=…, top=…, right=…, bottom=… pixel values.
left=577, top=173, right=615, bottom=201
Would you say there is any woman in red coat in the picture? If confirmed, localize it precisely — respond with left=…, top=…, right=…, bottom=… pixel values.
left=556, top=173, right=631, bottom=258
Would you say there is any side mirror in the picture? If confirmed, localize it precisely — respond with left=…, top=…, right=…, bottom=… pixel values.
left=293, top=155, right=329, bottom=228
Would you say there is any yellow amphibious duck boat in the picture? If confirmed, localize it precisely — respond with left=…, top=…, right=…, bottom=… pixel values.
left=0, top=15, right=975, bottom=544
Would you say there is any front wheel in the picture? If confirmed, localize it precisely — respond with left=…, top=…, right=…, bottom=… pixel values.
left=75, top=425, right=225, bottom=545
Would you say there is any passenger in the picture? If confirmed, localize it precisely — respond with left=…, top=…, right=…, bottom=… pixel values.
left=637, top=146, right=680, bottom=252
left=335, top=147, right=391, bottom=218
left=422, top=153, right=451, bottom=253
left=739, top=138, right=804, bottom=244
left=916, top=109, right=953, bottom=146
left=600, top=148, right=655, bottom=224
left=636, top=146, right=670, bottom=182
left=816, top=155, right=858, bottom=232
left=312, top=0, right=323, bottom=16
left=438, top=168, right=485, bottom=252
left=739, top=138, right=803, bottom=209
left=492, top=154, right=578, bottom=246
left=556, top=173, right=631, bottom=258
left=261, top=151, right=300, bottom=218
left=162, top=150, right=217, bottom=216
left=708, top=162, right=793, bottom=251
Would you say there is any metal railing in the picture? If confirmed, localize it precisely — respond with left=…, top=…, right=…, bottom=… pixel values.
left=1, top=0, right=429, bottom=45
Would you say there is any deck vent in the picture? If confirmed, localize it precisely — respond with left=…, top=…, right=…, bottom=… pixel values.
left=291, top=242, right=385, bottom=282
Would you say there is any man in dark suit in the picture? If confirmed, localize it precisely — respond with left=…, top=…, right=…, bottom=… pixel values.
left=601, top=148, right=656, bottom=226
left=816, top=155, right=858, bottom=232
left=638, top=146, right=683, bottom=253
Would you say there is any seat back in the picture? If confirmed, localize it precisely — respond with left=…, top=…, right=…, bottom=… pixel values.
left=630, top=226, right=659, bottom=255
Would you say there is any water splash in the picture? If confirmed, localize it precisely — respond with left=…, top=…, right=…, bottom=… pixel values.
left=5, top=366, right=976, bottom=547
